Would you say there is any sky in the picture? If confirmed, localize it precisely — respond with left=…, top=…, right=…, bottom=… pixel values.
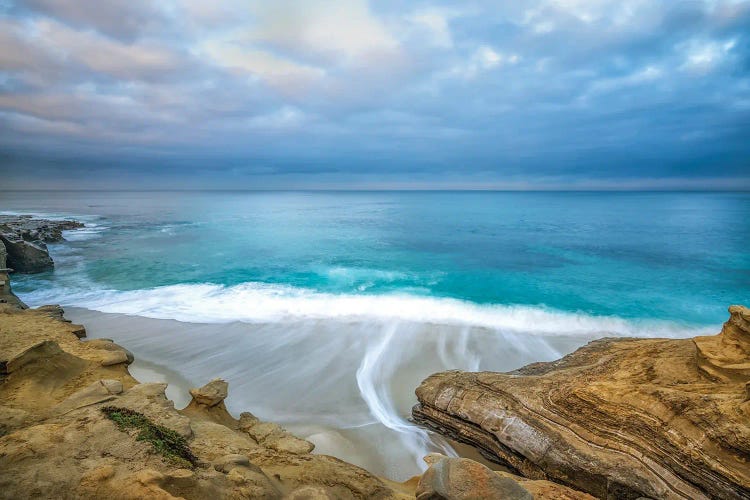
left=0, top=0, right=749, bottom=190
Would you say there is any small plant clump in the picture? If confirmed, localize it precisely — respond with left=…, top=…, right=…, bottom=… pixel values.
left=101, top=406, right=197, bottom=467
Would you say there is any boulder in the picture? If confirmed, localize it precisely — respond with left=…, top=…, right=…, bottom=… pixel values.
left=0, top=234, right=53, bottom=273
left=238, top=411, right=260, bottom=431
left=240, top=418, right=315, bottom=455
left=35, top=304, right=66, bottom=319
left=87, top=339, right=134, bottom=366
left=413, top=305, right=750, bottom=500
left=267, top=434, right=315, bottom=455
left=245, top=422, right=285, bottom=443
left=189, top=379, right=228, bottom=407
left=100, top=350, right=132, bottom=366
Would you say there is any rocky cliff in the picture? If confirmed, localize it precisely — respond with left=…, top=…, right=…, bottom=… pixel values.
left=413, top=306, right=750, bottom=499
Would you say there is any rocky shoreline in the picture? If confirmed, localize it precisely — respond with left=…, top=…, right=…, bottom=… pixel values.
left=0, top=301, right=594, bottom=500
left=1, top=215, right=747, bottom=499
left=0, top=303, right=409, bottom=499
left=0, top=216, right=588, bottom=499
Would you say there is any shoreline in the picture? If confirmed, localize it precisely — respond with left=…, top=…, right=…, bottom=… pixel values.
left=3, top=215, right=748, bottom=498
left=0, top=296, right=590, bottom=499
left=20, top=315, right=511, bottom=482
left=61, top=305, right=600, bottom=480
left=4, top=298, right=746, bottom=498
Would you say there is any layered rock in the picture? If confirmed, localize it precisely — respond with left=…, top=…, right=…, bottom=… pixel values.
left=0, top=215, right=84, bottom=273
left=413, top=305, right=750, bottom=499
left=415, top=453, right=592, bottom=500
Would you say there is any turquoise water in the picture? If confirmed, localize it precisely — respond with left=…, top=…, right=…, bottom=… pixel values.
left=4, top=190, right=748, bottom=325
left=2, top=190, right=749, bottom=479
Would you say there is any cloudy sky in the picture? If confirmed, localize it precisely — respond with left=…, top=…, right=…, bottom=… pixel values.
left=0, top=0, right=748, bottom=189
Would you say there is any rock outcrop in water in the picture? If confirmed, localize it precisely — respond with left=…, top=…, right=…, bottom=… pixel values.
left=413, top=305, right=750, bottom=499
left=0, top=215, right=83, bottom=273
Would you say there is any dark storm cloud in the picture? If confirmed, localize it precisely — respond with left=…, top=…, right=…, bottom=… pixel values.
left=0, top=0, right=748, bottom=189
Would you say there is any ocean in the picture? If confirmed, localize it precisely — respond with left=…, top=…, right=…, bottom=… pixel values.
left=2, top=190, right=749, bottom=480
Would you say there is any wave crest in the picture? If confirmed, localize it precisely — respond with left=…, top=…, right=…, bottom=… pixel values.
left=21, top=281, right=712, bottom=338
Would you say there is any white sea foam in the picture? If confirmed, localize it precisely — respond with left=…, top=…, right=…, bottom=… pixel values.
left=22, top=281, right=714, bottom=338
left=62, top=223, right=109, bottom=241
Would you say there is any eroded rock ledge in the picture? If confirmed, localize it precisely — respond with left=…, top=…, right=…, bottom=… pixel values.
left=413, top=305, right=750, bottom=500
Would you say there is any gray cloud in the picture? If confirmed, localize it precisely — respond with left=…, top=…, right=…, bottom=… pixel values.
left=0, top=0, right=748, bottom=189
left=16, top=0, right=167, bottom=41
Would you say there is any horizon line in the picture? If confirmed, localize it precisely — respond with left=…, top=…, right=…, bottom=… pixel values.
left=2, top=188, right=750, bottom=193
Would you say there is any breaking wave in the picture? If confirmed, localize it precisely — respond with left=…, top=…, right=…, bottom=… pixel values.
left=21, top=281, right=712, bottom=338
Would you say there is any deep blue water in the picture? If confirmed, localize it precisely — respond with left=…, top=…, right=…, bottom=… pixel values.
left=2, top=190, right=748, bottom=326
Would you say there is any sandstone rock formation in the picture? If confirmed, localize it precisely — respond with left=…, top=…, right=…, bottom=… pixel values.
left=0, top=303, right=418, bottom=499
left=413, top=305, right=750, bottom=500
left=0, top=215, right=84, bottom=273
left=189, top=378, right=229, bottom=407
left=0, top=235, right=53, bottom=273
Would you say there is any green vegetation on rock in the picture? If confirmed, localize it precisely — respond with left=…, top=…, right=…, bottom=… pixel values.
left=101, top=406, right=197, bottom=467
